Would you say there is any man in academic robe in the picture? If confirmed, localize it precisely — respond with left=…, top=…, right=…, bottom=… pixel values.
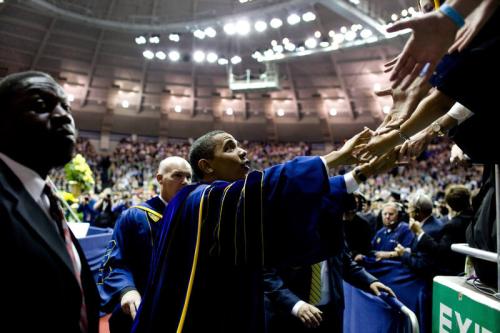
left=132, top=129, right=396, bottom=333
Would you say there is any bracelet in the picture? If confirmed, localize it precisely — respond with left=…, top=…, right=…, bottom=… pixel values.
left=397, top=129, right=410, bottom=142
left=439, top=4, right=465, bottom=28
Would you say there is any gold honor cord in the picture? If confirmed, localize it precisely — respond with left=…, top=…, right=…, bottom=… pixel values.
left=434, top=0, right=440, bottom=9
left=130, top=205, right=163, bottom=219
left=176, top=186, right=208, bottom=333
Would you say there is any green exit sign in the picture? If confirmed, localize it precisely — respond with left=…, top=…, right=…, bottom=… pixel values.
left=433, top=276, right=500, bottom=333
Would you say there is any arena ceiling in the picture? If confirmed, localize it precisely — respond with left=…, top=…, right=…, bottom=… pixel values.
left=0, top=0, right=417, bottom=142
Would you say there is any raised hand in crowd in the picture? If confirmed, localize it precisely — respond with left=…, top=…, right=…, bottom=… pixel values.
left=375, top=77, right=431, bottom=135
left=397, top=127, right=435, bottom=161
left=386, top=0, right=482, bottom=89
left=448, top=0, right=500, bottom=53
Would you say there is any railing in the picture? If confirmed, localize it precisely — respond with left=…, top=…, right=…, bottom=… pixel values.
left=451, top=165, right=500, bottom=297
left=379, top=292, right=420, bottom=333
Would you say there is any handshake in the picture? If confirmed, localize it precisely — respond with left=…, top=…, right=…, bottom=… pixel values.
left=331, top=127, right=404, bottom=182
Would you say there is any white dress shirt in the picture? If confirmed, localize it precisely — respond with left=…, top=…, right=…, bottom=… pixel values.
left=0, top=152, right=82, bottom=274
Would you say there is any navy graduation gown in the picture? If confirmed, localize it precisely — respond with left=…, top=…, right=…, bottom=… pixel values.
left=132, top=156, right=351, bottom=333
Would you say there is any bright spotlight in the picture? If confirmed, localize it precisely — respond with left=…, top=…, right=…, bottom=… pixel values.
left=236, top=20, right=251, bottom=35
left=193, top=29, right=205, bottom=39
left=270, top=18, right=283, bottom=29
left=218, top=58, right=229, bottom=65
left=193, top=50, right=205, bottom=63
left=168, top=33, right=180, bottom=42
left=230, top=55, right=242, bottom=64
left=143, top=50, right=154, bottom=59
left=302, top=11, right=316, bottom=22
left=287, top=14, right=301, bottom=25
left=155, top=51, right=166, bottom=60
left=168, top=50, right=180, bottom=62
left=223, top=22, right=237, bottom=35
left=206, top=52, right=218, bottom=63
left=135, top=36, right=147, bottom=45
left=204, top=27, right=217, bottom=38
left=149, top=35, right=160, bottom=44
left=305, top=38, right=317, bottom=49
left=254, top=20, right=267, bottom=32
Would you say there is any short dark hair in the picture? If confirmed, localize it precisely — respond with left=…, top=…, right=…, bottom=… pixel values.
left=445, top=185, right=471, bottom=212
left=0, top=71, right=53, bottom=107
left=189, top=130, right=226, bottom=179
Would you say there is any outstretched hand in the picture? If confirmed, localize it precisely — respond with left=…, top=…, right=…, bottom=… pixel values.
left=398, top=128, right=434, bottom=160
left=375, top=78, right=431, bottom=135
left=339, top=127, right=375, bottom=164
left=386, top=11, right=459, bottom=90
left=448, top=0, right=499, bottom=53
left=353, top=130, right=400, bottom=163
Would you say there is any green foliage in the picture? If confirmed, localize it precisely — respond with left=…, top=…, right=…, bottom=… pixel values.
left=64, top=154, right=95, bottom=192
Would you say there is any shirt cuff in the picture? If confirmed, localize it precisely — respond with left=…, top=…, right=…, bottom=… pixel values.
left=292, top=300, right=306, bottom=317
left=320, top=156, right=328, bottom=174
left=344, top=171, right=359, bottom=194
left=447, top=102, right=473, bottom=125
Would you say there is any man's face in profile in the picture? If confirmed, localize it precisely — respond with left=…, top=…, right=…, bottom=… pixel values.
left=208, top=132, right=250, bottom=182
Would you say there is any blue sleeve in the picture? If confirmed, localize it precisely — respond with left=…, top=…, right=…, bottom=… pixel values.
left=263, top=268, right=301, bottom=314
left=398, top=224, right=415, bottom=248
left=97, top=209, right=141, bottom=312
left=262, top=156, right=333, bottom=266
left=263, top=157, right=347, bottom=266
left=341, top=248, right=378, bottom=291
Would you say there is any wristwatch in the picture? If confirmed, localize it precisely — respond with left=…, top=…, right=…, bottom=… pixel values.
left=431, top=121, right=446, bottom=137
left=354, top=167, right=367, bottom=182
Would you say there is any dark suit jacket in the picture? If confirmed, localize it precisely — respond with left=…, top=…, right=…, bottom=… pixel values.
left=401, top=215, right=444, bottom=277
left=417, top=212, right=472, bottom=275
left=0, top=160, right=99, bottom=333
left=263, top=246, right=377, bottom=333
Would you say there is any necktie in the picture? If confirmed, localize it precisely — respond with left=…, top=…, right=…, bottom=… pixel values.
left=309, top=262, right=322, bottom=304
left=44, top=184, right=88, bottom=333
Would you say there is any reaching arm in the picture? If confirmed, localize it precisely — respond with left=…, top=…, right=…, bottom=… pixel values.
left=387, top=0, right=484, bottom=89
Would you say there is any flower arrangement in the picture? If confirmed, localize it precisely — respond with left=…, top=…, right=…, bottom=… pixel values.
left=64, top=154, right=95, bottom=192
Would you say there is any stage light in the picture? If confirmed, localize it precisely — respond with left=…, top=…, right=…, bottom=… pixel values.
left=204, top=27, right=217, bottom=38
left=168, top=33, right=180, bottom=42
left=305, top=38, right=317, bottom=49
left=193, top=50, right=205, bottom=63
left=224, top=22, right=237, bottom=35
left=135, top=36, right=147, bottom=45
left=149, top=35, right=160, bottom=44
left=155, top=51, right=166, bottom=60
left=270, top=18, right=283, bottom=29
left=206, top=52, right=218, bottom=63
left=168, top=50, right=180, bottom=61
left=143, top=50, right=154, bottom=59
left=230, top=55, right=242, bottom=64
left=287, top=14, right=301, bottom=25
left=302, top=11, right=316, bottom=22
left=255, top=20, right=267, bottom=32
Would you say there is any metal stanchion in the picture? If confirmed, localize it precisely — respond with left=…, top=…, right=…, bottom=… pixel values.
left=495, top=165, right=500, bottom=296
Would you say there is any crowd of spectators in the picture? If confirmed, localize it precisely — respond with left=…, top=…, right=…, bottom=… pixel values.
left=50, top=135, right=482, bottom=228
